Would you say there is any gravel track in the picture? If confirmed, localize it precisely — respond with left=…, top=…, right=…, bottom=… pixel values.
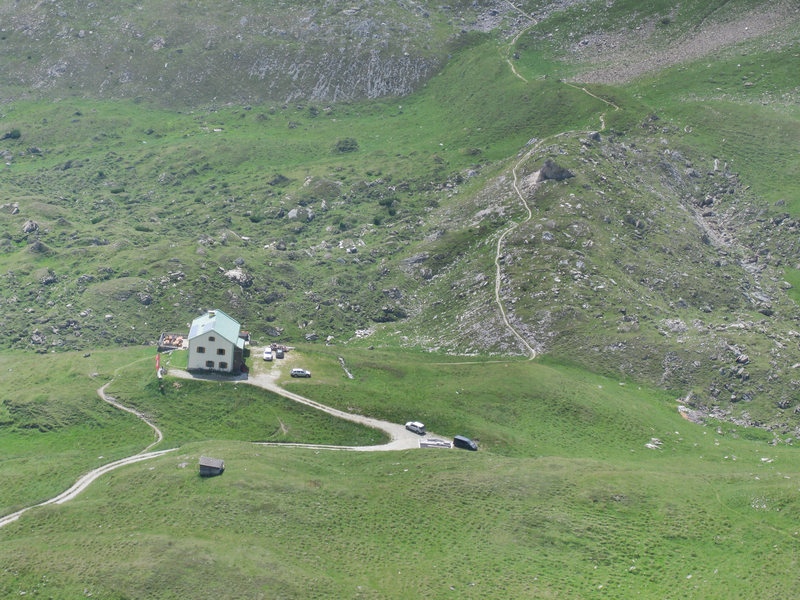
left=0, top=380, right=177, bottom=529
left=169, top=366, right=426, bottom=451
left=0, top=359, right=429, bottom=529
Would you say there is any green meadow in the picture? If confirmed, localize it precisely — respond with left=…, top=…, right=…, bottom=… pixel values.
left=2, top=346, right=799, bottom=598
left=1, top=1, right=799, bottom=597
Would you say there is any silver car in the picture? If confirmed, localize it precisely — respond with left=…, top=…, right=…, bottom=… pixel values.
left=405, top=421, right=426, bottom=435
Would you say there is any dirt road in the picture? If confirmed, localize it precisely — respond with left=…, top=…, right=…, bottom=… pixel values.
left=0, top=381, right=177, bottom=530
left=0, top=359, right=431, bottom=529
left=169, top=365, right=426, bottom=451
left=0, top=448, right=176, bottom=529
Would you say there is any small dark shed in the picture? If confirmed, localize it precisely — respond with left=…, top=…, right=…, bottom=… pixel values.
left=199, top=456, right=225, bottom=477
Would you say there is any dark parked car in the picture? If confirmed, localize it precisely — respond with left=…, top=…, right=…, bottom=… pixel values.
left=453, top=435, right=478, bottom=451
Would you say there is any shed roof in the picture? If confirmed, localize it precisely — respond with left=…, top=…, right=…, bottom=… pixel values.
left=199, top=456, right=225, bottom=469
left=188, top=309, right=241, bottom=345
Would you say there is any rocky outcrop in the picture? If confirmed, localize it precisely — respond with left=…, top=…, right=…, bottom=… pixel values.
left=537, top=159, right=574, bottom=182
left=223, top=267, right=253, bottom=288
left=287, top=207, right=314, bottom=222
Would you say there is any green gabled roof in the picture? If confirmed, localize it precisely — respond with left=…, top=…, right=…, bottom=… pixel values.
left=188, top=309, right=241, bottom=344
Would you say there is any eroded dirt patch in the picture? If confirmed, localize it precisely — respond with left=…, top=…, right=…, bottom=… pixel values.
left=573, top=2, right=799, bottom=84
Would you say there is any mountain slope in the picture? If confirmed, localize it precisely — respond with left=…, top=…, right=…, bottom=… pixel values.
left=0, top=0, right=482, bottom=104
left=0, top=0, right=799, bottom=430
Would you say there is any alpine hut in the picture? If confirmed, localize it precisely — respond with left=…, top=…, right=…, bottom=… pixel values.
left=187, top=309, right=245, bottom=374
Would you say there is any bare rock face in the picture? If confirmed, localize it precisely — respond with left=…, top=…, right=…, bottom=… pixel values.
left=0, top=1, right=445, bottom=105
left=22, top=219, right=39, bottom=233
left=40, top=271, right=57, bottom=285
left=28, top=239, right=48, bottom=253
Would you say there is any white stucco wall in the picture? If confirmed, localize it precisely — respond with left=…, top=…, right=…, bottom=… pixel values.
left=187, top=331, right=235, bottom=372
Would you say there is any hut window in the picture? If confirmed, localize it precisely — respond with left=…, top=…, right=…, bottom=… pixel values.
left=217, top=348, right=226, bottom=356
left=209, top=336, right=216, bottom=342
left=205, top=360, right=214, bottom=368
left=219, top=362, right=228, bottom=370
left=196, top=346, right=206, bottom=354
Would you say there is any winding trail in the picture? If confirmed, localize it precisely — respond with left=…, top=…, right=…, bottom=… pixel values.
left=0, top=380, right=176, bottom=529
left=501, top=1, right=537, bottom=84
left=495, top=161, right=539, bottom=359
left=490, top=14, right=620, bottom=358
left=485, top=2, right=620, bottom=360
left=98, top=381, right=165, bottom=451
left=493, top=110, right=615, bottom=359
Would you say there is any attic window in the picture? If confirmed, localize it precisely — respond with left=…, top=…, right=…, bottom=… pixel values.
left=209, top=336, right=216, bottom=342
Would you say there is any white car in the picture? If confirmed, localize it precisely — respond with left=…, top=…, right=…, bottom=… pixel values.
left=405, top=421, right=426, bottom=435
left=290, top=368, right=311, bottom=378
left=263, top=348, right=273, bottom=361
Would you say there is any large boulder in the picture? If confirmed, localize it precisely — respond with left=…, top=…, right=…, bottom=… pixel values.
left=537, top=159, right=574, bottom=182
left=287, top=207, right=315, bottom=222
left=223, top=266, right=253, bottom=287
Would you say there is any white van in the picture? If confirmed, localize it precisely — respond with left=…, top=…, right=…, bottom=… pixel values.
left=405, top=421, right=426, bottom=435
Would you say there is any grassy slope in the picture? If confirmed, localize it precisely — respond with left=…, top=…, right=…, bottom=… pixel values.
left=2, top=0, right=800, bottom=597
left=7, top=447, right=800, bottom=598
left=382, top=3, right=800, bottom=424
left=2, top=347, right=799, bottom=598
left=625, top=26, right=800, bottom=207
left=0, top=0, right=465, bottom=105
left=0, top=38, right=604, bottom=351
left=0, top=349, right=151, bottom=515
left=0, top=347, right=385, bottom=517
